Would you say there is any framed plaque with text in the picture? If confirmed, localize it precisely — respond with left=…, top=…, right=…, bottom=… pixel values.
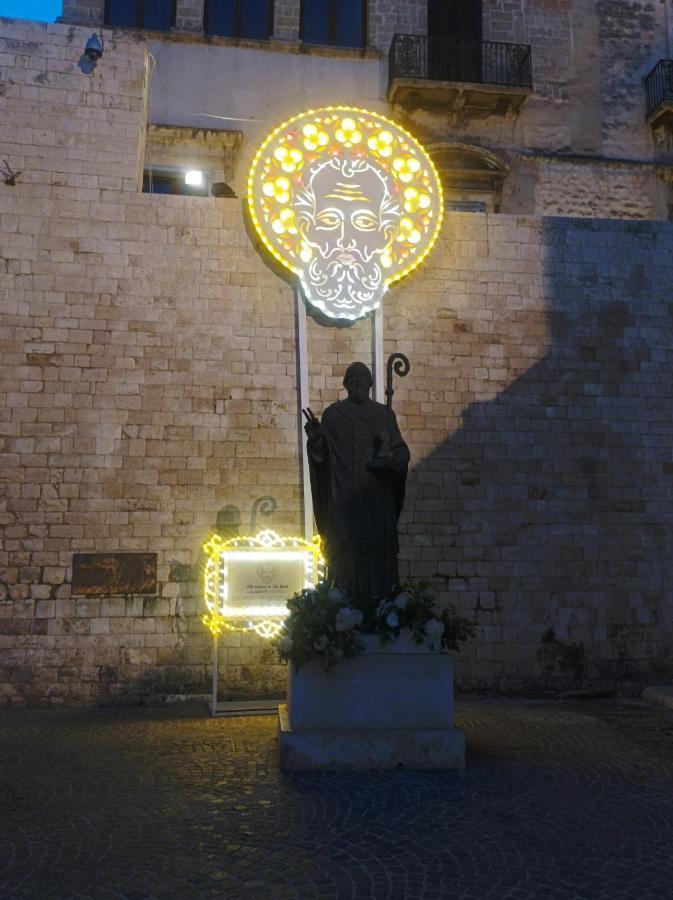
left=202, top=530, right=325, bottom=639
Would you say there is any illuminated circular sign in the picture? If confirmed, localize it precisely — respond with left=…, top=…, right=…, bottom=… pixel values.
left=247, top=106, right=443, bottom=321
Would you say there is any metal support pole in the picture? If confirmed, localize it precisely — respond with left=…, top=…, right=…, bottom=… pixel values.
left=211, top=632, right=218, bottom=716
left=372, top=306, right=384, bottom=403
left=295, top=288, right=313, bottom=541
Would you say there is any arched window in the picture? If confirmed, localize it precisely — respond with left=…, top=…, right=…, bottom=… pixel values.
left=205, top=0, right=274, bottom=39
left=429, top=143, right=508, bottom=213
left=105, top=0, right=175, bottom=30
left=300, top=0, right=366, bottom=49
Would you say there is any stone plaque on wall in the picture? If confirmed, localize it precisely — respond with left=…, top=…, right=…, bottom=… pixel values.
left=72, top=553, right=157, bottom=596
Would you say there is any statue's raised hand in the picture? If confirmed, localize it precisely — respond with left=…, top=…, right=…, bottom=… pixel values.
left=302, top=407, right=322, bottom=443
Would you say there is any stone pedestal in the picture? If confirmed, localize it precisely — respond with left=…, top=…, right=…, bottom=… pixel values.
left=278, top=634, right=465, bottom=770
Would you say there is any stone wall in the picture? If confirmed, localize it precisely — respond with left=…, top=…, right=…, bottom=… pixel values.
left=0, top=21, right=147, bottom=192
left=2, top=19, right=673, bottom=705
left=59, top=0, right=104, bottom=25
left=393, top=215, right=673, bottom=694
left=531, top=160, right=659, bottom=220
left=174, top=0, right=204, bottom=34
left=367, top=0, right=426, bottom=53
left=273, top=1, right=300, bottom=42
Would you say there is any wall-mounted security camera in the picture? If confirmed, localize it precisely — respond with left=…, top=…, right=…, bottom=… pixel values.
left=79, top=32, right=104, bottom=75
left=84, top=33, right=103, bottom=62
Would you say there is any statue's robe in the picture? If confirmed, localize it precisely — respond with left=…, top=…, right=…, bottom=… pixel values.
left=307, top=398, right=410, bottom=606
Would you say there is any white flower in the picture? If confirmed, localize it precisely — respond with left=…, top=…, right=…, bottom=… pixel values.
left=335, top=606, right=362, bottom=632
left=328, top=587, right=344, bottom=603
left=277, top=636, right=293, bottom=654
left=376, top=599, right=390, bottom=616
left=386, top=612, right=399, bottom=629
left=335, top=607, right=350, bottom=631
left=394, top=592, right=412, bottom=609
left=425, top=619, right=444, bottom=638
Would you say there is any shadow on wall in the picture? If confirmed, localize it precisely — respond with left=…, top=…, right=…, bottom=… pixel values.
left=404, top=218, right=673, bottom=696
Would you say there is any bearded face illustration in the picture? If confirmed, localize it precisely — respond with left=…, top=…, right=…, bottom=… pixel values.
left=247, top=107, right=443, bottom=321
left=294, top=158, right=401, bottom=318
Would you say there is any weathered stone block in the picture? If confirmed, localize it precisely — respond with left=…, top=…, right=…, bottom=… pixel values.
left=35, top=600, right=55, bottom=618
left=280, top=636, right=464, bottom=771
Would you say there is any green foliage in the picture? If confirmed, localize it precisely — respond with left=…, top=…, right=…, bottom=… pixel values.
left=439, top=604, right=477, bottom=652
left=274, top=579, right=475, bottom=669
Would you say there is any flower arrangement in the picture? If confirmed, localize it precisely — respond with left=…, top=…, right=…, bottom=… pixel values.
left=374, top=581, right=475, bottom=651
left=275, top=581, right=364, bottom=670
left=274, top=579, right=474, bottom=669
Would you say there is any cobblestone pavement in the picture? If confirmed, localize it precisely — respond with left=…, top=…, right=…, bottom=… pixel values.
left=2, top=698, right=673, bottom=900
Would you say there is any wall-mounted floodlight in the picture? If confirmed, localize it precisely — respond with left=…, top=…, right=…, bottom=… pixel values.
left=185, top=170, right=203, bottom=186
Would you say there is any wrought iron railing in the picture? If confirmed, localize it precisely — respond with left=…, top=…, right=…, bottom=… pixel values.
left=644, top=59, right=673, bottom=118
left=389, top=34, right=533, bottom=90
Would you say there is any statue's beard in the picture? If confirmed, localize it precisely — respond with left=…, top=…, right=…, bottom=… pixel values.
left=301, top=251, right=385, bottom=317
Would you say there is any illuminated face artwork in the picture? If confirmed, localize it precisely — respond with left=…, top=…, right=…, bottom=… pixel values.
left=247, top=107, right=443, bottom=321
left=295, top=157, right=400, bottom=315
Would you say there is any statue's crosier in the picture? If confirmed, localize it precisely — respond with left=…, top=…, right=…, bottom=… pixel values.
left=303, top=362, right=409, bottom=622
left=247, top=107, right=443, bottom=321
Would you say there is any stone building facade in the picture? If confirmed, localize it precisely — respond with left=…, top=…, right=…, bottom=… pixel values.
left=1, top=10, right=673, bottom=705
left=58, top=0, right=673, bottom=219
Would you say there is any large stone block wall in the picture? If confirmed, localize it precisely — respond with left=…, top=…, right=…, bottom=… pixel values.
left=391, top=216, right=673, bottom=693
left=531, top=160, right=660, bottom=220
left=59, top=0, right=104, bottom=25
left=2, top=20, right=673, bottom=705
left=367, top=0, right=426, bottom=53
left=484, top=0, right=574, bottom=101
left=273, top=2, right=300, bottom=42
left=0, top=21, right=299, bottom=705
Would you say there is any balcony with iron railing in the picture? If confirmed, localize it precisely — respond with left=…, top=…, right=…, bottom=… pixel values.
left=388, top=33, right=533, bottom=116
left=645, top=59, right=673, bottom=129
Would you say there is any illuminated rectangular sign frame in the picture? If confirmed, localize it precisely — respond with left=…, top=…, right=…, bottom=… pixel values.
left=202, top=529, right=326, bottom=639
